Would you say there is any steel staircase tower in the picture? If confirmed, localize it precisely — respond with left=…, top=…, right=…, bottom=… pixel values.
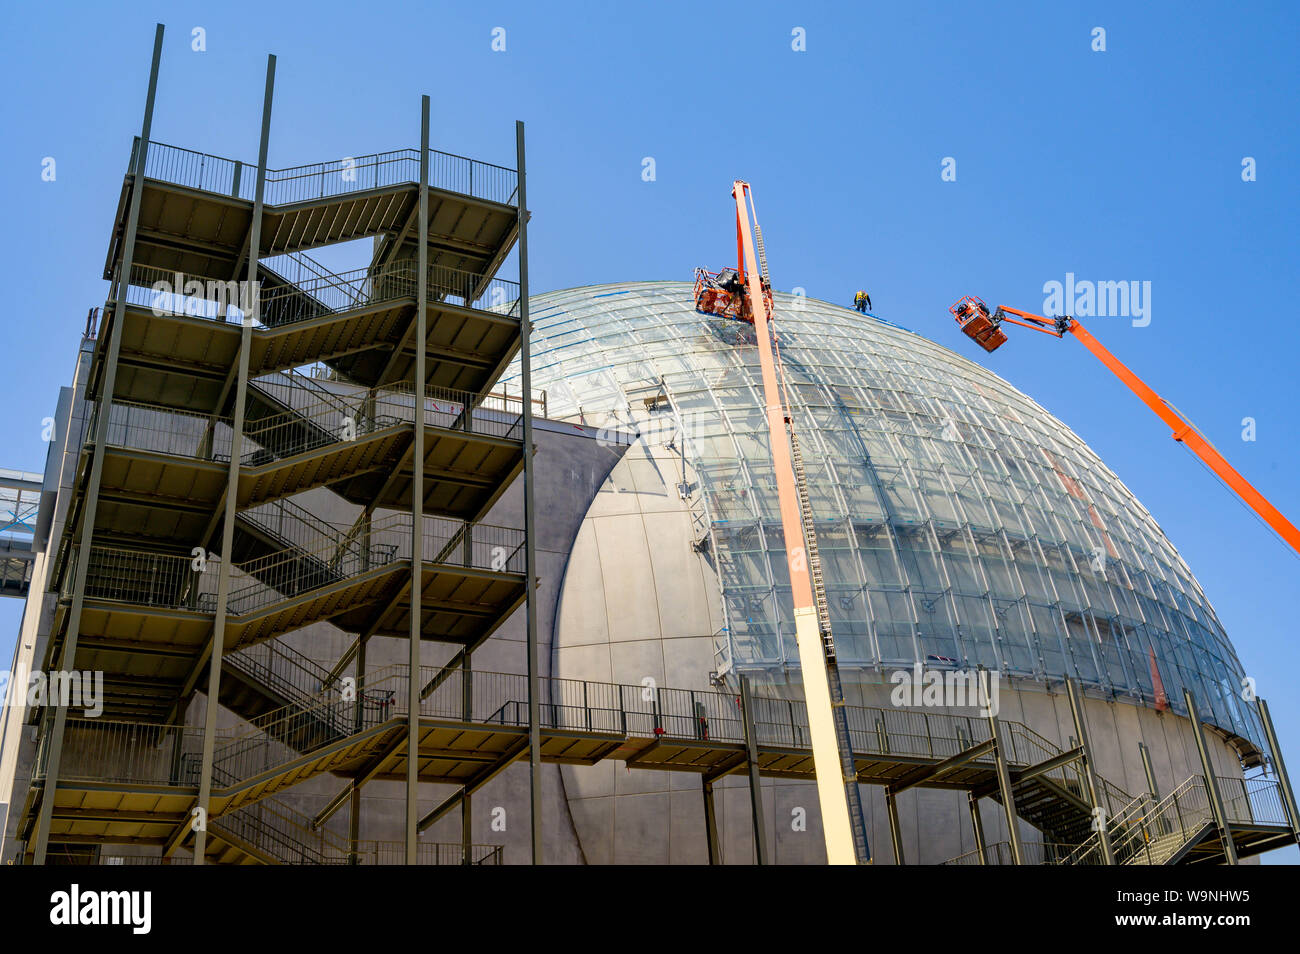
left=19, top=25, right=535, bottom=865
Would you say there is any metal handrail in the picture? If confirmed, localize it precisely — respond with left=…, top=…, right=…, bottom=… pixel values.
left=102, top=380, right=525, bottom=468
left=348, top=841, right=504, bottom=865
left=251, top=368, right=357, bottom=425
left=134, top=137, right=519, bottom=207
left=33, top=718, right=208, bottom=786
left=69, top=515, right=526, bottom=619
left=45, top=664, right=1192, bottom=867
left=262, top=251, right=363, bottom=308
left=1103, top=775, right=1213, bottom=865
left=943, top=840, right=1074, bottom=866
left=1059, top=789, right=1157, bottom=865
left=209, top=664, right=1133, bottom=793
left=240, top=498, right=359, bottom=566
left=226, top=639, right=333, bottom=705
left=116, top=259, right=521, bottom=331
left=1217, top=774, right=1288, bottom=827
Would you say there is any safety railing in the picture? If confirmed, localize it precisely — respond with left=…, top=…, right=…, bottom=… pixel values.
left=238, top=395, right=378, bottom=466
left=212, top=685, right=394, bottom=783
left=115, top=259, right=520, bottom=332
left=61, top=542, right=218, bottom=610
left=246, top=374, right=529, bottom=449
left=216, top=663, right=1105, bottom=777
left=210, top=797, right=344, bottom=865
left=225, top=639, right=334, bottom=708
left=250, top=367, right=357, bottom=424
left=1005, top=722, right=1123, bottom=816
left=100, top=384, right=525, bottom=473
left=133, top=138, right=519, bottom=207
left=239, top=498, right=362, bottom=568
left=943, top=841, right=1075, bottom=866
left=262, top=251, right=363, bottom=307
left=211, top=798, right=502, bottom=865
left=34, top=718, right=205, bottom=787
left=96, top=854, right=181, bottom=865
left=371, top=380, right=527, bottom=441
left=42, top=663, right=1173, bottom=866
left=200, top=665, right=1056, bottom=808
left=350, top=841, right=504, bottom=865
left=94, top=839, right=502, bottom=866
left=1218, top=774, right=1289, bottom=827
left=95, top=399, right=233, bottom=461
left=1058, top=789, right=1157, bottom=866
left=65, top=513, right=524, bottom=621
left=1103, top=775, right=1215, bottom=866
left=222, top=512, right=404, bottom=615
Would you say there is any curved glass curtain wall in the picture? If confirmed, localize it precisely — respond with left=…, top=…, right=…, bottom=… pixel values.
left=501, top=282, right=1262, bottom=750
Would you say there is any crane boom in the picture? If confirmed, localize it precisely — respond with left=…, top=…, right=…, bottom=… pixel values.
left=951, top=298, right=1300, bottom=556
left=700, top=182, right=869, bottom=865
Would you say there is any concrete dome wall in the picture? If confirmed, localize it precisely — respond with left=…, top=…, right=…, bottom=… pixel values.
left=550, top=438, right=1249, bottom=863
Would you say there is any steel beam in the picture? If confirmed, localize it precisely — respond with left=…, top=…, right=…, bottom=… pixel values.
left=417, top=735, right=529, bottom=832
left=195, top=57, right=274, bottom=865
left=32, top=23, right=165, bottom=865
left=888, top=738, right=995, bottom=795
left=704, top=751, right=748, bottom=783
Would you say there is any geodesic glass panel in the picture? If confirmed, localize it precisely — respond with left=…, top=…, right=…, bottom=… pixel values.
left=504, top=282, right=1263, bottom=750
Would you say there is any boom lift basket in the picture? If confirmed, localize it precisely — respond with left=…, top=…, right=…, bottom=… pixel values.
left=950, top=296, right=1007, bottom=353
left=694, top=267, right=773, bottom=324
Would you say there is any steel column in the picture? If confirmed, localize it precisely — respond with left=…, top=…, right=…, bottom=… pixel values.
left=406, top=95, right=430, bottom=865
left=348, top=635, right=367, bottom=863
left=1184, top=689, right=1238, bottom=864
left=461, top=792, right=473, bottom=866
left=983, top=670, right=1023, bottom=865
left=1066, top=678, right=1114, bottom=865
left=967, top=793, right=987, bottom=865
left=516, top=119, right=542, bottom=864
left=886, top=789, right=905, bottom=865
left=702, top=778, right=721, bottom=865
left=739, top=674, right=769, bottom=864
left=1138, top=740, right=1160, bottom=800
left=32, top=23, right=164, bottom=865
left=1258, top=697, right=1300, bottom=844
left=462, top=650, right=472, bottom=865
left=193, top=52, right=274, bottom=866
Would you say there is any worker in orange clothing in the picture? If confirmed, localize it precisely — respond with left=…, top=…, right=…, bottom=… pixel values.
left=854, top=289, right=872, bottom=313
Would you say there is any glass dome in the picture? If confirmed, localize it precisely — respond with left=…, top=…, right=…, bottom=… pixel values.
left=502, top=281, right=1262, bottom=752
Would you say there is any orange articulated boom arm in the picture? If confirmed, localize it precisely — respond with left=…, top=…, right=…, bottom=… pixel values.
left=996, top=305, right=1300, bottom=556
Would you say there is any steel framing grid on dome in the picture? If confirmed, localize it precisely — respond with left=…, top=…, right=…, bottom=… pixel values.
left=502, top=281, right=1264, bottom=752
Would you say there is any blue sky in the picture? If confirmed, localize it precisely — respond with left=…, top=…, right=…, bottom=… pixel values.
left=2, top=1, right=1297, bottom=861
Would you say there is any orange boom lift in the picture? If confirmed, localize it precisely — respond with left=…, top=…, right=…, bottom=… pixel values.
left=951, top=297, right=1300, bottom=556
left=697, top=182, right=870, bottom=865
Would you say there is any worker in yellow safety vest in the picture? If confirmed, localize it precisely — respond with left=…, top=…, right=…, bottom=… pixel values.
left=854, top=289, right=872, bottom=313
